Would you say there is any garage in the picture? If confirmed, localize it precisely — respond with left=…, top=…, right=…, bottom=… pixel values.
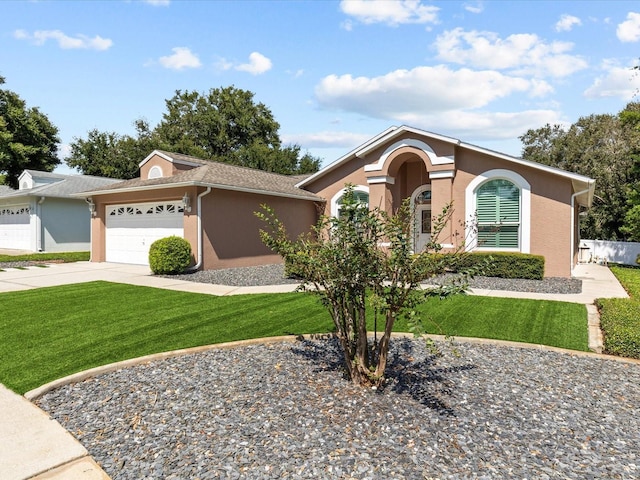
left=0, top=205, right=32, bottom=250
left=105, top=201, right=184, bottom=265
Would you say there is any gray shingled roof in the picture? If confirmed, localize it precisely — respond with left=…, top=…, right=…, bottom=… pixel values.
left=0, top=185, right=14, bottom=196
left=0, top=173, right=121, bottom=199
left=81, top=152, right=323, bottom=201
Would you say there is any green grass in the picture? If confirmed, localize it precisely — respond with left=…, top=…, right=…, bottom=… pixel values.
left=411, top=295, right=587, bottom=351
left=609, top=264, right=640, bottom=297
left=0, top=281, right=587, bottom=394
left=0, top=251, right=89, bottom=263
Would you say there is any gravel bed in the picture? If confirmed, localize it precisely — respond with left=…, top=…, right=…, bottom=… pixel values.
left=0, top=261, right=50, bottom=269
left=164, top=264, right=582, bottom=294
left=36, top=337, right=639, bottom=479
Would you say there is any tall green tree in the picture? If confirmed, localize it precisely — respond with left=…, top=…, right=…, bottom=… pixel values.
left=520, top=103, right=640, bottom=240
left=620, top=104, right=640, bottom=241
left=0, top=76, right=60, bottom=188
left=66, top=120, right=158, bottom=180
left=67, top=86, right=321, bottom=179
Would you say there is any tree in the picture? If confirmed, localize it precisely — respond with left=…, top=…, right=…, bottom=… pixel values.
left=0, top=76, right=60, bottom=188
left=67, top=86, right=320, bottom=179
left=257, top=186, right=468, bottom=388
left=620, top=103, right=640, bottom=240
left=520, top=103, right=640, bottom=240
left=66, top=120, right=158, bottom=180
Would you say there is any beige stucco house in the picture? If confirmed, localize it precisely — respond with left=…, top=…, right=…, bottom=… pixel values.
left=79, top=126, right=595, bottom=277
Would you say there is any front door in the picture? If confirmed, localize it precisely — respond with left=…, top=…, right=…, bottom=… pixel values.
left=412, top=186, right=432, bottom=252
left=414, top=204, right=432, bottom=252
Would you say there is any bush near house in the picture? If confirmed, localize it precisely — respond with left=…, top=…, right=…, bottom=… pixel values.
left=149, top=236, right=192, bottom=275
left=442, top=252, right=545, bottom=280
left=596, top=265, right=640, bottom=359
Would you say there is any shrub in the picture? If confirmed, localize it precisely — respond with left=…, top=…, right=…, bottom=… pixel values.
left=148, top=236, right=192, bottom=275
left=597, top=265, right=640, bottom=360
left=596, top=298, right=640, bottom=359
left=444, top=251, right=545, bottom=280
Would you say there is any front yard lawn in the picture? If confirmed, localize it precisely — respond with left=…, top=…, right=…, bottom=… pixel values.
left=0, top=251, right=89, bottom=263
left=0, top=281, right=587, bottom=394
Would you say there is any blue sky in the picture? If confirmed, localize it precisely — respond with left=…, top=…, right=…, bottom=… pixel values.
left=2, top=0, right=640, bottom=175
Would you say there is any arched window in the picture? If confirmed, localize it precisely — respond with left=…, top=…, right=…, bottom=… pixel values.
left=330, top=186, right=369, bottom=218
left=476, top=179, right=520, bottom=249
left=148, top=166, right=163, bottom=179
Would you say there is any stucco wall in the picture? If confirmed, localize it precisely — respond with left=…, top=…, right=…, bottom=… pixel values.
left=303, top=134, right=578, bottom=278
left=199, top=189, right=319, bottom=270
left=452, top=148, right=573, bottom=277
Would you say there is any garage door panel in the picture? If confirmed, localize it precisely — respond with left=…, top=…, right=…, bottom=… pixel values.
left=0, top=205, right=31, bottom=250
left=105, top=202, right=184, bottom=265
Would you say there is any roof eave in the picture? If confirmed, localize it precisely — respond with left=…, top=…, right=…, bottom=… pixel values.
left=296, top=126, right=400, bottom=188
left=73, top=180, right=322, bottom=202
left=138, top=150, right=205, bottom=169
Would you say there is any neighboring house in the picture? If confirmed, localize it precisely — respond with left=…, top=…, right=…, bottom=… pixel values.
left=80, top=126, right=595, bottom=278
left=0, top=170, right=121, bottom=252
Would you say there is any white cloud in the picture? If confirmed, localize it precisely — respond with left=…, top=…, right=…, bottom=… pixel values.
left=555, top=14, right=582, bottom=32
left=315, top=65, right=545, bottom=119
left=235, top=52, right=272, bottom=75
left=144, top=0, right=170, bottom=6
left=282, top=131, right=371, bottom=149
left=394, top=109, right=565, bottom=141
left=14, top=29, right=112, bottom=50
left=158, top=47, right=202, bottom=70
left=286, top=69, right=305, bottom=79
left=584, top=60, right=640, bottom=100
left=617, top=12, right=640, bottom=42
left=463, top=2, right=484, bottom=14
left=434, top=28, right=587, bottom=77
left=339, top=0, right=439, bottom=26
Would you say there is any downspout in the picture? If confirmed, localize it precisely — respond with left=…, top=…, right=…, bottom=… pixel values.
left=85, top=197, right=95, bottom=261
left=37, top=196, right=45, bottom=252
left=188, top=187, right=212, bottom=272
left=570, top=183, right=593, bottom=275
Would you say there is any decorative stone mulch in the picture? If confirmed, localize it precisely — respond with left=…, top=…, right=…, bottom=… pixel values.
left=36, top=337, right=639, bottom=479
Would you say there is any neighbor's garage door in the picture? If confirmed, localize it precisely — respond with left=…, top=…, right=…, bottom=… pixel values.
left=105, top=202, right=184, bottom=265
left=0, top=205, right=31, bottom=250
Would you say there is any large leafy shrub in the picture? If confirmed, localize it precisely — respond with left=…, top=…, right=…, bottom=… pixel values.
left=257, top=185, right=473, bottom=388
left=148, top=236, right=192, bottom=275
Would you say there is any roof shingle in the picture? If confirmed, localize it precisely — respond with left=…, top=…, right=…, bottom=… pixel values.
left=81, top=151, right=322, bottom=201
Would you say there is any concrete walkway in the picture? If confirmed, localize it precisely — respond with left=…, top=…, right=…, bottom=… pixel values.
left=0, top=261, right=630, bottom=479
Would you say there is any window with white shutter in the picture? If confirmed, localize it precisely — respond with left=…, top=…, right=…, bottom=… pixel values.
left=476, top=179, right=520, bottom=249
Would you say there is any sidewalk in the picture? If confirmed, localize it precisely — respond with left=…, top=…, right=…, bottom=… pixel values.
left=0, top=260, right=630, bottom=479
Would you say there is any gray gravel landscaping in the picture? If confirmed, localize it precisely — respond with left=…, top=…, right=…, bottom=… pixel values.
left=164, top=263, right=583, bottom=294
left=36, top=337, right=639, bottom=479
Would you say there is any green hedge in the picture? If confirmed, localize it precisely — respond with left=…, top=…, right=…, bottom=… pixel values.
left=285, top=251, right=545, bottom=281
left=444, top=252, right=545, bottom=280
left=596, top=265, right=640, bottom=360
left=149, top=236, right=192, bottom=275
left=596, top=297, right=640, bottom=359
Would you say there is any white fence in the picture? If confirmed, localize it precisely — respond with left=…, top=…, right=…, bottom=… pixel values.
left=579, top=239, right=640, bottom=266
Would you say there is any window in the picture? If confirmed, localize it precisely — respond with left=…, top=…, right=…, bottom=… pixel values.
left=148, top=166, right=163, bottom=179
left=330, top=186, right=369, bottom=218
left=476, top=179, right=520, bottom=249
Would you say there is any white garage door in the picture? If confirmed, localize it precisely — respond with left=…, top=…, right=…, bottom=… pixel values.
left=0, top=205, right=31, bottom=250
left=106, top=202, right=185, bottom=265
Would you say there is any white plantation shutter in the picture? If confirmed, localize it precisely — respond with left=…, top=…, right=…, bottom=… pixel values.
left=476, top=179, right=520, bottom=249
